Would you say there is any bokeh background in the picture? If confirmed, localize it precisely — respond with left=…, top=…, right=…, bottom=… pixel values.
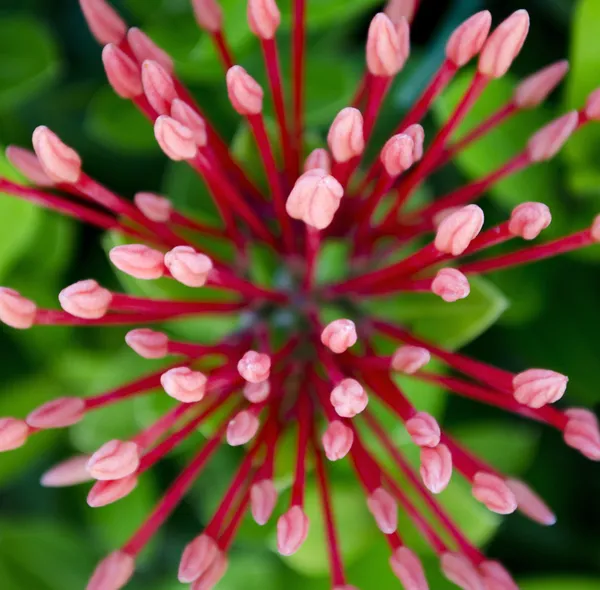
left=0, top=0, right=599, bottom=588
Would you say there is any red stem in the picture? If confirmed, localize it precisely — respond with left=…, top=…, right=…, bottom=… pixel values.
left=212, top=31, right=235, bottom=70
left=292, top=0, right=307, bottom=171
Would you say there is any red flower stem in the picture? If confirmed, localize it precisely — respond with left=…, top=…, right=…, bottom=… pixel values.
left=290, top=392, right=313, bottom=507
left=352, top=73, right=371, bottom=109
left=212, top=31, right=235, bottom=70
left=132, top=402, right=197, bottom=450
left=303, top=226, right=321, bottom=290
left=109, top=294, right=246, bottom=315
left=35, top=310, right=193, bottom=326
left=220, top=482, right=252, bottom=550
left=363, top=76, right=392, bottom=142
left=209, top=268, right=288, bottom=303
left=441, top=433, right=498, bottom=481
left=331, top=156, right=361, bottom=190
left=292, top=0, right=307, bottom=169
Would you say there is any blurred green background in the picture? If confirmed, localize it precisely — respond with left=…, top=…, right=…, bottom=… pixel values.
left=0, top=0, right=599, bottom=588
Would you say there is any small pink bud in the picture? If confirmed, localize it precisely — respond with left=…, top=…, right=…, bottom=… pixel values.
left=513, top=368, right=568, bottom=408
left=142, top=60, right=178, bottom=115
left=564, top=408, right=600, bottom=461
left=102, top=44, right=143, bottom=99
left=390, top=345, right=430, bottom=374
left=389, top=546, right=429, bottom=590
left=304, top=148, right=331, bottom=174
left=125, top=328, right=169, bottom=359
left=134, top=192, right=172, bottom=223
left=330, top=378, right=368, bottom=418
left=127, top=27, right=173, bottom=73
left=5, top=146, right=53, bottom=186
left=41, top=455, right=93, bottom=487
left=509, top=202, right=552, bottom=240
left=0, top=418, right=29, bottom=452
left=171, top=99, right=208, bottom=146
left=243, top=380, right=270, bottom=404
left=226, top=66, right=264, bottom=115
left=178, top=534, right=219, bottom=584
left=164, top=246, right=213, bottom=287
left=248, top=0, right=281, bottom=40
left=366, top=13, right=408, bottom=77
left=251, top=479, right=278, bottom=525
left=226, top=410, right=260, bottom=446
left=380, top=134, right=415, bottom=177
left=277, top=505, right=309, bottom=556
left=479, top=561, right=519, bottom=590
left=286, top=169, right=344, bottom=230
left=161, top=367, right=208, bottom=403
left=327, top=108, right=365, bottom=163
left=431, top=268, right=470, bottom=302
left=584, top=88, right=600, bottom=121
left=321, top=319, right=358, bottom=354
left=32, top=126, right=82, bottom=184
left=367, top=487, right=398, bottom=534
left=404, top=124, right=425, bottom=160
left=446, top=11, right=492, bottom=67
left=0, top=288, right=37, bottom=329
left=385, top=0, right=417, bottom=24
left=432, top=206, right=463, bottom=229
left=154, top=115, right=198, bottom=161
left=192, top=0, right=223, bottom=33
left=527, top=111, right=579, bottom=162
left=237, top=350, right=271, bottom=383
left=472, top=472, right=517, bottom=515
left=79, top=0, right=126, bottom=45
left=441, top=553, right=484, bottom=590
left=514, top=60, right=569, bottom=109
left=26, top=397, right=85, bottom=429
left=322, top=420, right=354, bottom=461
left=333, top=586, right=359, bottom=590
left=87, top=475, right=138, bottom=507
left=406, top=412, right=441, bottom=448
left=87, top=551, right=135, bottom=590
left=109, top=244, right=165, bottom=280
left=420, top=443, right=452, bottom=494
left=478, top=10, right=530, bottom=79
left=434, top=204, right=484, bottom=256
left=506, top=479, right=556, bottom=525
left=192, top=551, right=228, bottom=590
left=591, top=214, right=600, bottom=243
left=87, top=439, right=140, bottom=480
left=59, top=279, right=112, bottom=319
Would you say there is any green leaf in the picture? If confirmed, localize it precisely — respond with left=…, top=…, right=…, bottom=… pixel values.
left=520, top=580, right=600, bottom=590
left=280, top=0, right=382, bottom=29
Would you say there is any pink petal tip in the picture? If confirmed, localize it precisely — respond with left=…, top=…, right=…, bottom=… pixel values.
left=134, top=192, right=172, bottom=223
left=513, top=368, right=568, bottom=408
left=59, top=279, right=112, bottom=319
left=506, top=479, right=556, bottom=525
left=41, top=455, right=93, bottom=487
left=380, top=133, right=416, bottom=177
left=247, top=0, right=281, bottom=40
left=321, top=318, right=358, bottom=354
left=109, top=244, right=165, bottom=280
left=102, top=44, right=143, bottom=99
left=125, top=328, right=169, bottom=359
left=87, top=475, right=138, bottom=507
left=192, top=0, right=223, bottom=33
left=237, top=350, right=271, bottom=383
left=304, top=148, right=331, bottom=174
left=251, top=479, right=278, bottom=525
left=446, top=11, right=492, bottom=67
left=32, top=126, right=82, bottom=184
left=86, top=551, right=135, bottom=590
left=367, top=487, right=398, bottom=534
left=330, top=378, right=368, bottom=418
left=154, top=115, right=198, bottom=161
left=434, top=204, right=484, bottom=256
left=226, top=409, right=260, bottom=446
left=178, top=534, right=219, bottom=584
left=420, top=443, right=452, bottom=494
left=406, top=412, right=441, bottom=448
left=142, top=59, right=178, bottom=115
left=26, top=397, right=85, bottom=429
left=564, top=408, right=600, bottom=461
left=527, top=111, right=579, bottom=162
left=441, top=553, right=484, bottom=590
left=87, top=439, right=141, bottom=481
left=431, top=268, right=470, bottom=302
left=391, top=345, right=431, bottom=374
left=366, top=13, right=409, bottom=77
left=5, top=146, right=54, bottom=186
left=514, top=60, right=569, bottom=109
left=322, top=420, right=354, bottom=461
left=479, top=561, right=519, bottom=590
left=127, top=27, right=173, bottom=73
left=0, top=288, right=37, bottom=329
left=226, top=66, right=264, bottom=115
left=472, top=471, right=518, bottom=515
left=390, top=546, right=429, bottom=590
left=243, top=380, right=271, bottom=404
left=79, top=0, right=126, bottom=45
left=164, top=246, right=213, bottom=287
left=277, top=505, right=309, bottom=556
left=509, top=202, right=551, bottom=240
left=0, top=418, right=29, bottom=452
left=161, top=367, right=208, bottom=403
left=170, top=99, right=208, bottom=147
left=327, top=108, right=365, bottom=163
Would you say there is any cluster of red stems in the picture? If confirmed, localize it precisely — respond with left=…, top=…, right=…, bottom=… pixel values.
left=0, top=0, right=599, bottom=589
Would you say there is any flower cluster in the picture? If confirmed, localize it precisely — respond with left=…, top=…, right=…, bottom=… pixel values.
left=1, top=0, right=599, bottom=589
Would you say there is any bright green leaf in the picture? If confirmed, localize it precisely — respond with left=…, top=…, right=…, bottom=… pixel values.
left=520, top=579, right=600, bottom=590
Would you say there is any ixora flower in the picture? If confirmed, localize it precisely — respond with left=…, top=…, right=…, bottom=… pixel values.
left=1, top=0, right=600, bottom=588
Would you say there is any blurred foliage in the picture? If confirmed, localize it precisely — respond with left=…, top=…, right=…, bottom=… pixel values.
left=0, top=0, right=599, bottom=589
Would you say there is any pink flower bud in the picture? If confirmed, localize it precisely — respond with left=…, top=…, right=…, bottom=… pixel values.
left=248, top=0, right=281, bottom=40
left=243, top=380, right=270, bottom=404
left=164, top=246, right=213, bottom=287
left=87, top=440, right=141, bottom=480
left=385, top=0, right=417, bottom=24
left=434, top=204, right=484, bottom=256
left=226, top=66, right=264, bottom=115
left=304, top=148, right=331, bottom=174
left=479, top=561, right=519, bottom=590
left=41, top=455, right=93, bottom=487
left=564, top=408, right=600, bottom=461
left=527, top=111, right=579, bottom=162
left=389, top=546, right=429, bottom=590
left=321, top=319, right=358, bottom=354
left=154, top=115, right=198, bottom=161
left=333, top=586, right=359, bottom=590
left=432, top=206, right=463, bottom=229
left=584, top=88, right=600, bottom=121
left=514, top=60, right=569, bottom=109
left=512, top=368, right=568, bottom=408
left=109, top=244, right=165, bottom=280
left=86, top=551, right=135, bottom=590
left=178, top=534, right=219, bottom=583
left=441, top=552, right=484, bottom=590
left=192, top=0, right=223, bottom=33
left=0, top=287, right=37, bottom=329
left=171, top=99, right=208, bottom=146
left=192, top=551, right=228, bottom=589
left=161, top=367, right=208, bottom=403
left=251, top=479, right=278, bottom=525
left=102, top=44, right=143, bottom=99
left=390, top=345, right=430, bottom=374
left=366, top=13, right=408, bottom=77
left=472, top=471, right=517, bottom=515
left=134, top=192, right=172, bottom=223
left=506, top=479, right=556, bottom=525
left=277, top=505, right=309, bottom=556
left=79, top=0, right=126, bottom=45
left=404, top=124, right=425, bottom=160
left=380, top=133, right=415, bottom=177
left=509, top=202, right=551, bottom=240
left=330, top=378, right=368, bottom=418
left=5, top=146, right=54, bottom=186
left=286, top=169, right=344, bottom=230
left=87, top=475, right=138, bottom=507
left=26, top=397, right=86, bottom=429
left=406, top=412, right=441, bottom=448
left=226, top=410, right=260, bottom=446
left=237, top=350, right=271, bottom=383
left=0, top=418, right=29, bottom=452
left=59, top=279, right=112, bottom=319
left=478, top=10, right=530, bottom=79
left=32, top=126, right=82, bottom=184
left=322, top=420, right=354, bottom=461
left=446, top=11, right=492, bottom=67
left=420, top=443, right=452, bottom=494
left=142, top=60, right=178, bottom=115
left=125, top=328, right=169, bottom=359
left=127, top=27, right=173, bottom=73
left=367, top=487, right=398, bottom=534
left=591, top=214, right=600, bottom=243
left=327, top=108, right=365, bottom=163
left=431, top=268, right=470, bottom=302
